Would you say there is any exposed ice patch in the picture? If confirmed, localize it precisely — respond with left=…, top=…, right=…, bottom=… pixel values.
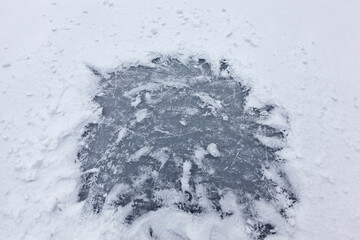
left=78, top=57, right=296, bottom=239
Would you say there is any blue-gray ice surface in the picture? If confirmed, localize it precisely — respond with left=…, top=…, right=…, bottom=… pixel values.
left=78, top=57, right=296, bottom=239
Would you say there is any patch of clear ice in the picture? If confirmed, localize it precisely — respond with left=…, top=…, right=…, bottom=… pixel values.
left=78, top=57, right=296, bottom=239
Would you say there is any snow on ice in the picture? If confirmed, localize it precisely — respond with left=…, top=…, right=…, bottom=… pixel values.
left=1, top=0, right=360, bottom=240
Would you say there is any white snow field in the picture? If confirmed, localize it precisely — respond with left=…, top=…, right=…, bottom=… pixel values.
left=1, top=0, right=360, bottom=239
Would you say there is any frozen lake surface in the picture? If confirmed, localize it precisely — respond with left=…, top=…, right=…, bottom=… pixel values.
left=78, top=58, right=296, bottom=239
left=2, top=1, right=360, bottom=239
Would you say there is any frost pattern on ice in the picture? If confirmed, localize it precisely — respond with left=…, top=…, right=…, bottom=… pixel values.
left=78, top=57, right=296, bottom=239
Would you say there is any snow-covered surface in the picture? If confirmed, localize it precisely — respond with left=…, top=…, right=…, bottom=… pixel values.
left=1, top=0, right=360, bottom=239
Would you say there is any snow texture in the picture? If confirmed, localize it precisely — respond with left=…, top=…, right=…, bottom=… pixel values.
left=1, top=1, right=360, bottom=240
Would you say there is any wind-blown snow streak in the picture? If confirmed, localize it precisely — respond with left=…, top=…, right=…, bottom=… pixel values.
left=78, top=57, right=296, bottom=239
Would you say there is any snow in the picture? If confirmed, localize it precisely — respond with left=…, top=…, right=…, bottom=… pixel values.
left=184, top=107, right=199, bottom=115
left=194, top=92, right=222, bottom=109
left=194, top=92, right=222, bottom=115
left=115, top=127, right=128, bottom=144
left=149, top=147, right=170, bottom=169
left=194, top=145, right=207, bottom=165
left=130, top=96, right=142, bottom=108
left=128, top=146, right=153, bottom=162
left=1, top=0, right=360, bottom=239
left=255, top=134, right=286, bottom=149
left=135, top=109, right=149, bottom=122
left=257, top=107, right=289, bottom=132
left=80, top=168, right=100, bottom=175
left=207, top=143, right=221, bottom=158
left=180, top=161, right=192, bottom=192
left=124, top=83, right=161, bottom=98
